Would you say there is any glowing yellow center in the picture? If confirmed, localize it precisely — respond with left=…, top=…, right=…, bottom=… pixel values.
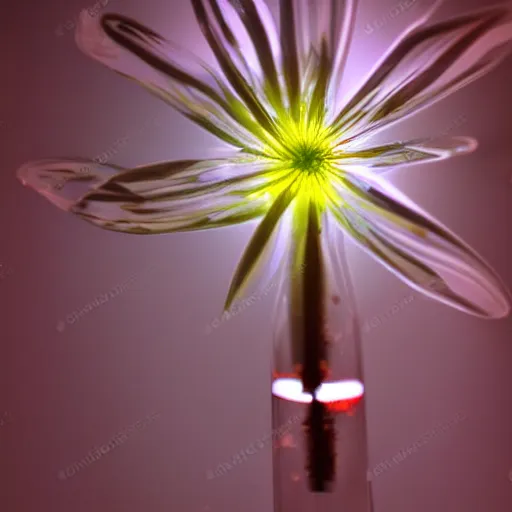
left=290, top=143, right=330, bottom=174
left=251, top=110, right=339, bottom=206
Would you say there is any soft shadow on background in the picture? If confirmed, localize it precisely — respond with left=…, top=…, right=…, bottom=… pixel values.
left=1, top=0, right=512, bottom=511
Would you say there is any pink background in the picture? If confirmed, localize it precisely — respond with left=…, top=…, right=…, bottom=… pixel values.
left=1, top=0, right=512, bottom=511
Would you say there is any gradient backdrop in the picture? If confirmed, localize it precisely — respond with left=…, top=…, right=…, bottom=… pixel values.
left=1, top=0, right=512, bottom=511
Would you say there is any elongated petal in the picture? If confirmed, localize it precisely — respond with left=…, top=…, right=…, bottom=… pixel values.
left=334, top=135, right=477, bottom=169
left=206, top=0, right=283, bottom=111
left=328, top=168, right=511, bottom=319
left=331, top=4, right=512, bottom=142
left=75, top=11, right=265, bottom=151
left=224, top=185, right=296, bottom=309
left=17, top=158, right=124, bottom=211
left=17, top=157, right=285, bottom=234
left=191, top=0, right=279, bottom=137
left=320, top=0, right=359, bottom=117
left=282, top=0, right=358, bottom=120
left=288, top=0, right=357, bottom=70
left=278, top=0, right=301, bottom=119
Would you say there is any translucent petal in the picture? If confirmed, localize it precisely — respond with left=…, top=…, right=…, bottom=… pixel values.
left=203, top=0, right=283, bottom=111
left=334, top=135, right=477, bottom=169
left=17, top=158, right=124, bottom=212
left=327, top=0, right=359, bottom=116
left=281, top=0, right=358, bottom=120
left=287, top=0, right=357, bottom=71
left=330, top=4, right=512, bottom=142
left=328, top=168, right=511, bottom=319
left=75, top=11, right=266, bottom=151
left=278, top=0, right=301, bottom=119
left=190, top=0, right=279, bottom=137
left=16, top=157, right=287, bottom=234
left=224, top=185, right=296, bottom=309
left=218, top=204, right=296, bottom=320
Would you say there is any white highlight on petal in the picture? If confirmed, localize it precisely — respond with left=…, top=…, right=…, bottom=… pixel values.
left=75, top=10, right=120, bottom=61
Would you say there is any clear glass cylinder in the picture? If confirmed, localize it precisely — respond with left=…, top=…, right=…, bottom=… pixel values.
left=270, top=214, right=374, bottom=511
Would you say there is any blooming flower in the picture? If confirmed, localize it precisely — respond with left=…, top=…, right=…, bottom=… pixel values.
left=18, top=1, right=511, bottom=360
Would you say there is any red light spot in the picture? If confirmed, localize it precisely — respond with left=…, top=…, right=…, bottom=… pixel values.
left=326, top=394, right=363, bottom=414
left=291, top=472, right=301, bottom=482
left=278, top=433, right=297, bottom=448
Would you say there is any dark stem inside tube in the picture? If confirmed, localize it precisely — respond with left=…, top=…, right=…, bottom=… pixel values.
left=303, top=398, right=336, bottom=492
left=300, top=201, right=336, bottom=491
